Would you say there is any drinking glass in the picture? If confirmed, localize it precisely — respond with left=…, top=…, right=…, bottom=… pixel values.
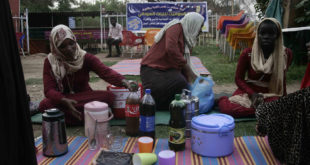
left=107, top=127, right=125, bottom=152
left=88, top=127, right=97, bottom=150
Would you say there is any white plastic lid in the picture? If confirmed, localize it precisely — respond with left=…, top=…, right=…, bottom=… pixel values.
left=158, top=150, right=175, bottom=159
left=138, top=136, right=153, bottom=143
left=192, top=114, right=235, bottom=131
left=84, top=101, right=108, bottom=111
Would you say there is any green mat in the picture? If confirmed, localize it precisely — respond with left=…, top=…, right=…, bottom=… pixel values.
left=31, top=93, right=256, bottom=125
left=31, top=109, right=255, bottom=125
left=31, top=113, right=43, bottom=124
left=109, top=111, right=170, bottom=126
left=31, top=111, right=170, bottom=125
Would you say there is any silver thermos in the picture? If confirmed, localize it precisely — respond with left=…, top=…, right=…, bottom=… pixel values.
left=42, top=108, right=68, bottom=157
left=181, top=89, right=199, bottom=138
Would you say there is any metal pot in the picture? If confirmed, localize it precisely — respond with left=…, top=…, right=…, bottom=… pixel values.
left=42, top=108, right=68, bottom=157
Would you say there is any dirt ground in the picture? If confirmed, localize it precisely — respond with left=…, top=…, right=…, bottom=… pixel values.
left=22, top=53, right=301, bottom=102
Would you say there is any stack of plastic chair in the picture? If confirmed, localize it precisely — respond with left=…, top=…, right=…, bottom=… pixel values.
left=144, top=29, right=160, bottom=51
left=224, top=17, right=250, bottom=39
left=220, top=14, right=246, bottom=34
left=222, top=16, right=249, bottom=57
left=231, top=27, right=256, bottom=60
left=217, top=10, right=245, bottom=31
left=228, top=23, right=255, bottom=60
left=120, top=30, right=145, bottom=58
left=227, top=22, right=254, bottom=45
left=217, top=10, right=244, bottom=53
left=231, top=26, right=255, bottom=50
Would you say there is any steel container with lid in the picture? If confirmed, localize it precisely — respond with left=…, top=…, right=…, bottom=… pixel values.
left=181, top=89, right=199, bottom=138
left=42, top=108, right=68, bottom=157
left=191, top=114, right=235, bottom=157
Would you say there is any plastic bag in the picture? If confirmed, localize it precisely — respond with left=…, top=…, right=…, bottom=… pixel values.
left=94, top=150, right=133, bottom=165
left=190, top=76, right=214, bottom=114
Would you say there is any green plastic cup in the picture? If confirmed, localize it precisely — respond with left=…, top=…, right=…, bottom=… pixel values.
left=132, top=153, right=158, bottom=165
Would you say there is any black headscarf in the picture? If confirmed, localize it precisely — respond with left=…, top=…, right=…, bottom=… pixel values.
left=0, top=0, right=37, bottom=164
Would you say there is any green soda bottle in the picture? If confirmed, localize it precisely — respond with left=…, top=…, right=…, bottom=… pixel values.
left=168, top=94, right=186, bottom=151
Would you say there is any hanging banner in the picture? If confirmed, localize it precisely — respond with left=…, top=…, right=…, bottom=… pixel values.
left=126, top=2, right=208, bottom=32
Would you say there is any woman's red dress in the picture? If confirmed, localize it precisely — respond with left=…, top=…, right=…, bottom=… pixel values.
left=39, top=54, right=125, bottom=125
left=218, top=48, right=293, bottom=118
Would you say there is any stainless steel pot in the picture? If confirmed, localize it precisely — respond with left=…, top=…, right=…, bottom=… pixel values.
left=42, top=108, right=68, bottom=157
left=181, top=89, right=199, bottom=138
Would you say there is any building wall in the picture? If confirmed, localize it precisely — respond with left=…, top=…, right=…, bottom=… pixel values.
left=9, top=0, right=20, bottom=32
left=9, top=0, right=19, bottom=17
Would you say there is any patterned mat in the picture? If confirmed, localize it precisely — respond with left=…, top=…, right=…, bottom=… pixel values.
left=110, top=56, right=211, bottom=75
left=35, top=136, right=280, bottom=165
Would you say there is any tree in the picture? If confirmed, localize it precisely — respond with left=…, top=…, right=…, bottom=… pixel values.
left=254, top=0, right=310, bottom=26
left=204, top=0, right=240, bottom=15
left=101, top=0, right=126, bottom=14
left=21, top=0, right=78, bottom=12
left=73, top=0, right=126, bottom=14
left=21, top=0, right=56, bottom=12
left=254, top=0, right=269, bottom=18
left=295, top=0, right=310, bottom=26
left=57, top=0, right=78, bottom=11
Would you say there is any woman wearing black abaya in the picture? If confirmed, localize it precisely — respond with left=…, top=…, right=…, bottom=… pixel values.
left=0, top=0, right=37, bottom=164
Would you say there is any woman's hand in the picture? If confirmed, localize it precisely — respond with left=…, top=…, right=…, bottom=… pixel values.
left=122, top=79, right=138, bottom=91
left=250, top=93, right=264, bottom=108
left=182, top=64, right=197, bottom=84
left=60, top=98, right=82, bottom=121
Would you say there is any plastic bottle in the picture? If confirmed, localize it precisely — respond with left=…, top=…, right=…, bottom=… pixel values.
left=168, top=94, right=186, bottom=151
left=125, top=83, right=140, bottom=136
left=139, top=89, right=156, bottom=139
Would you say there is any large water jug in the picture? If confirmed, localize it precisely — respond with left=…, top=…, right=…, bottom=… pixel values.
left=84, top=101, right=113, bottom=138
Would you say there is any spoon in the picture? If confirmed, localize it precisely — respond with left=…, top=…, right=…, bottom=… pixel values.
left=90, top=119, right=97, bottom=148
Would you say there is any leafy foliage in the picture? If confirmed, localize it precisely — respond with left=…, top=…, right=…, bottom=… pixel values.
left=57, top=0, right=77, bottom=11
left=21, top=0, right=126, bottom=13
left=21, top=0, right=56, bottom=12
left=254, top=0, right=269, bottom=19
left=206, top=0, right=241, bottom=15
left=77, top=0, right=126, bottom=13
left=294, top=0, right=310, bottom=26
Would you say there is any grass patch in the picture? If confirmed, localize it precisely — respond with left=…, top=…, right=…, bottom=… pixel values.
left=234, top=121, right=257, bottom=137
left=102, top=61, right=117, bottom=66
left=124, top=75, right=141, bottom=83
left=89, top=76, right=101, bottom=83
left=192, top=44, right=238, bottom=84
left=25, top=78, right=42, bottom=85
left=155, top=121, right=258, bottom=138
left=62, top=122, right=258, bottom=138
left=286, top=64, right=307, bottom=84
left=192, top=43, right=306, bottom=84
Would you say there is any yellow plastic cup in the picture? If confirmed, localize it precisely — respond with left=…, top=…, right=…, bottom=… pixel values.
left=132, top=153, right=158, bottom=165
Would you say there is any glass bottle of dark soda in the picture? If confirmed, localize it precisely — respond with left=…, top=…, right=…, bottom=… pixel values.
left=139, top=89, right=156, bottom=140
left=168, top=94, right=186, bottom=151
left=125, top=83, right=140, bottom=136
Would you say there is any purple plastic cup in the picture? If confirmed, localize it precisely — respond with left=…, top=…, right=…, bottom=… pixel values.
left=158, top=150, right=175, bottom=165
